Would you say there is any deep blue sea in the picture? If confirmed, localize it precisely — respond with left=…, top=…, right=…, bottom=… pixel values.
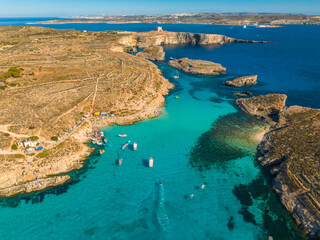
left=0, top=19, right=319, bottom=240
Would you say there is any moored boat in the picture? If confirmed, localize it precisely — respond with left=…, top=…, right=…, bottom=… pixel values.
left=133, top=142, right=137, bottom=150
left=118, top=133, right=127, bottom=137
left=149, top=157, right=153, bottom=167
left=104, top=137, right=108, bottom=143
left=122, top=143, right=128, bottom=150
left=99, top=149, right=105, bottom=155
left=97, top=140, right=103, bottom=145
left=100, top=131, right=104, bottom=137
left=118, top=158, right=122, bottom=165
left=173, top=70, right=179, bottom=79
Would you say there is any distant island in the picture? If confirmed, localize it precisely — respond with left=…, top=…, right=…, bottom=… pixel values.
left=31, top=13, right=320, bottom=25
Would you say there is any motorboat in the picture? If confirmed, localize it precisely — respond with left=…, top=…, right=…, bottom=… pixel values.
left=133, top=142, right=137, bottom=150
left=99, top=149, right=105, bottom=155
left=118, top=158, right=122, bottom=165
left=149, top=157, right=153, bottom=167
left=173, top=70, right=179, bottom=79
left=118, top=133, right=127, bottom=137
left=103, top=137, right=108, bottom=143
left=122, top=143, right=128, bottom=150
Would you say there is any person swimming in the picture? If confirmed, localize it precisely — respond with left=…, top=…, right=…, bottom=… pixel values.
left=190, top=194, right=194, bottom=198
left=159, top=181, right=162, bottom=185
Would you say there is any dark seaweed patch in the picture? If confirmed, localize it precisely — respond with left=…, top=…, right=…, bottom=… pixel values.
left=238, top=207, right=257, bottom=226
left=189, top=112, right=264, bottom=171
left=227, top=216, right=235, bottom=230
left=233, top=173, right=307, bottom=239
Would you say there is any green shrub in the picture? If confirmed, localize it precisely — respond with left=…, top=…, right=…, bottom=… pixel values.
left=0, top=67, right=24, bottom=80
left=29, top=136, right=39, bottom=141
left=4, top=133, right=10, bottom=137
left=11, top=144, right=18, bottom=150
left=37, top=151, right=49, bottom=158
left=51, top=136, right=58, bottom=141
left=29, top=126, right=35, bottom=130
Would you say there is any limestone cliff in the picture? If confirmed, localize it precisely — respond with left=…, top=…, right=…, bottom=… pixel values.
left=235, top=94, right=287, bottom=123
left=236, top=94, right=320, bottom=237
left=136, top=46, right=165, bottom=61
left=116, top=30, right=268, bottom=49
left=168, top=58, right=226, bottom=75
left=134, top=31, right=267, bottom=48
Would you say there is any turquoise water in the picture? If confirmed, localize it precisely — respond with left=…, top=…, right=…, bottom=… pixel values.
left=1, top=22, right=318, bottom=239
left=0, top=66, right=304, bottom=240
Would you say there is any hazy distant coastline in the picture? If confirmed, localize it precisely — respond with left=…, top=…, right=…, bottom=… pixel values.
left=30, top=13, right=320, bottom=26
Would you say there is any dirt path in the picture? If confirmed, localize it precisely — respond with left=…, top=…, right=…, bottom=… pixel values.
left=0, top=125, right=29, bottom=138
left=91, top=74, right=102, bottom=112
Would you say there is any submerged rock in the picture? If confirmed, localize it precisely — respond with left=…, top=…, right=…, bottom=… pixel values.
left=168, top=58, right=226, bottom=75
left=136, top=46, right=165, bottom=61
left=223, top=75, right=257, bottom=87
left=233, top=91, right=253, bottom=97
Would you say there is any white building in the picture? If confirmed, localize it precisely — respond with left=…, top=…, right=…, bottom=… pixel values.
left=21, top=139, right=38, bottom=148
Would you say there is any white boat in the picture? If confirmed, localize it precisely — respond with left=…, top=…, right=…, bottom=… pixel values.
left=118, top=133, right=127, bottom=137
left=99, top=149, right=105, bottom=155
left=243, top=25, right=247, bottom=28
left=133, top=142, right=137, bottom=150
left=149, top=157, right=153, bottom=167
left=118, top=159, right=122, bottom=165
left=97, top=140, right=103, bottom=146
left=100, top=131, right=104, bottom=137
left=103, top=137, right=108, bottom=143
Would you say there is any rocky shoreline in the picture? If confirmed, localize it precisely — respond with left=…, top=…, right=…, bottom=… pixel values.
left=168, top=58, right=226, bottom=75
left=236, top=95, right=320, bottom=237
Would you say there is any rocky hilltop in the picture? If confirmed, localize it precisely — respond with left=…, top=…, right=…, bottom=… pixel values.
left=236, top=94, right=320, bottom=237
left=223, top=75, right=257, bottom=87
left=168, top=58, right=226, bottom=75
left=136, top=46, right=165, bottom=61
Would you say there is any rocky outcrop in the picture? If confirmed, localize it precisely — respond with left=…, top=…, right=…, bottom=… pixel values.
left=168, top=58, right=226, bottom=75
left=235, top=94, right=287, bottom=123
left=236, top=94, right=320, bottom=237
left=224, top=75, right=257, bottom=87
left=136, top=46, right=165, bottom=61
left=233, top=91, right=252, bottom=97
left=134, top=31, right=268, bottom=48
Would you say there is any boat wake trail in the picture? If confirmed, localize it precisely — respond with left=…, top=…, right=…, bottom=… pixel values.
left=157, top=183, right=170, bottom=238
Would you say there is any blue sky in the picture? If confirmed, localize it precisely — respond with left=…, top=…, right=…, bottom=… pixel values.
left=1, top=0, right=319, bottom=17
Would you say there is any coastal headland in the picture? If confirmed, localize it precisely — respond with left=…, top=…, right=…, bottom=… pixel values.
left=0, top=26, right=261, bottom=197
left=236, top=94, right=320, bottom=237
